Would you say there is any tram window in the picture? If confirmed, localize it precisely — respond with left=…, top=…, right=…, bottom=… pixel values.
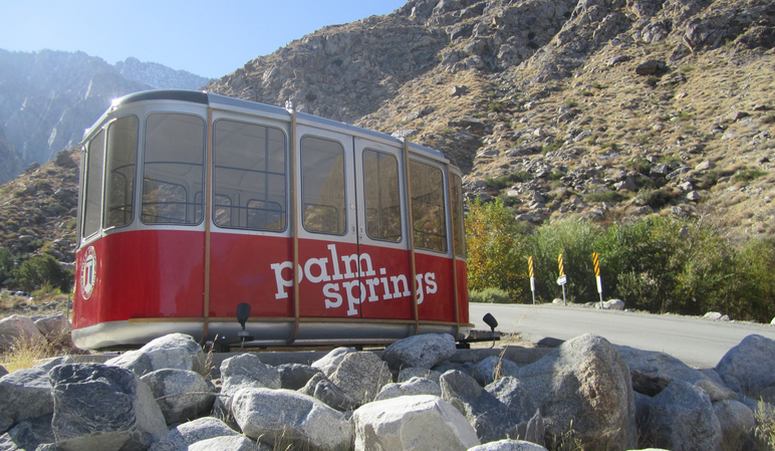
left=82, top=129, right=105, bottom=238
left=142, top=113, right=205, bottom=225
left=450, top=173, right=466, bottom=258
left=104, top=116, right=138, bottom=229
left=363, top=149, right=401, bottom=242
left=409, top=160, right=447, bottom=253
left=213, top=120, right=286, bottom=231
left=301, top=136, right=345, bottom=235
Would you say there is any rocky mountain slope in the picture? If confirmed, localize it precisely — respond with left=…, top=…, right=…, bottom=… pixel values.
left=0, top=50, right=207, bottom=183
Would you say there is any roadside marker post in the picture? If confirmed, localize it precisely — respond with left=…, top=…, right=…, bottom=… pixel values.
left=556, top=252, right=567, bottom=305
left=528, top=256, right=536, bottom=304
left=592, top=251, right=603, bottom=306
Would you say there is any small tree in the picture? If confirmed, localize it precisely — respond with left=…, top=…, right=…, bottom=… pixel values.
left=0, top=247, right=13, bottom=287
left=13, top=254, right=70, bottom=293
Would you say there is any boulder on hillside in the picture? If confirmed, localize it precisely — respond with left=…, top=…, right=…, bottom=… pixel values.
left=299, top=372, right=358, bottom=412
left=375, top=377, right=441, bottom=401
left=352, top=395, right=479, bottom=451
left=637, top=380, right=721, bottom=450
left=468, top=439, right=548, bottom=451
left=440, top=370, right=517, bottom=442
left=150, top=416, right=239, bottom=451
left=329, top=352, right=391, bottom=406
left=231, top=387, right=352, bottom=450
left=713, top=399, right=755, bottom=451
left=188, top=435, right=260, bottom=451
left=516, top=334, right=636, bottom=450
left=311, top=346, right=356, bottom=377
left=0, top=315, right=46, bottom=350
left=635, top=59, right=668, bottom=76
left=105, top=333, right=205, bottom=377
left=140, top=369, right=215, bottom=424
left=382, top=333, right=457, bottom=370
left=716, top=334, right=775, bottom=400
left=49, top=363, right=167, bottom=451
left=0, top=367, right=53, bottom=434
left=277, top=363, right=321, bottom=390
left=471, top=355, right=519, bottom=385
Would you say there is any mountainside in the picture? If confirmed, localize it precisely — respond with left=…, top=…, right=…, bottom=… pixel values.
left=0, top=50, right=208, bottom=183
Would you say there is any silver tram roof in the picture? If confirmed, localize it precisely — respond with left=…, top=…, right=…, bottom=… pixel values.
left=83, top=89, right=452, bottom=166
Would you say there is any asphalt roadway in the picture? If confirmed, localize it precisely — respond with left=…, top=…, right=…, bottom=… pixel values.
left=469, top=302, right=775, bottom=369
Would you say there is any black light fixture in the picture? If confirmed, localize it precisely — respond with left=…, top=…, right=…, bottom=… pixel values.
left=236, top=302, right=253, bottom=348
left=483, top=313, right=499, bottom=349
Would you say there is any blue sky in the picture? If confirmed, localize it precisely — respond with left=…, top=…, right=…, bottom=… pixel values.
left=0, top=0, right=406, bottom=79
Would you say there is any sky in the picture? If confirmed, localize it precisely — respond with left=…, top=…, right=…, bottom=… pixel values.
left=0, top=0, right=407, bottom=79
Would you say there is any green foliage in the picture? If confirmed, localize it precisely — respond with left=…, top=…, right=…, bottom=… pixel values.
left=755, top=400, right=775, bottom=449
left=733, top=167, right=767, bottom=182
left=0, top=247, right=13, bottom=286
left=483, top=172, right=531, bottom=190
left=469, top=287, right=512, bottom=304
left=13, top=254, right=71, bottom=293
left=635, top=188, right=675, bottom=209
left=584, top=190, right=625, bottom=203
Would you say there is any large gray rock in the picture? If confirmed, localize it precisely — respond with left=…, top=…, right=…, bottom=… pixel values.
left=467, top=439, right=548, bottom=451
left=375, top=377, right=441, bottom=401
left=440, top=370, right=516, bottom=442
left=0, top=315, right=45, bottom=349
left=398, top=367, right=442, bottom=383
left=638, top=380, right=721, bottom=450
left=516, top=334, right=636, bottom=450
left=217, top=353, right=282, bottom=417
left=150, top=416, right=238, bottom=451
left=49, top=363, right=167, bottom=451
left=329, top=352, right=391, bottom=406
left=485, top=377, right=543, bottom=444
left=714, top=399, right=755, bottom=451
left=277, top=363, right=321, bottom=390
left=311, top=347, right=356, bottom=377
left=231, top=387, right=352, bottom=450
left=0, top=367, right=53, bottom=434
left=33, top=314, right=71, bottom=342
left=716, top=334, right=775, bottom=399
left=299, top=372, right=358, bottom=412
left=0, top=366, right=6, bottom=378
left=105, top=333, right=206, bottom=377
left=353, top=395, right=479, bottom=451
left=0, top=414, right=54, bottom=451
left=471, top=355, right=519, bottom=385
left=382, top=333, right=457, bottom=370
left=140, top=369, right=214, bottom=424
left=188, top=435, right=260, bottom=451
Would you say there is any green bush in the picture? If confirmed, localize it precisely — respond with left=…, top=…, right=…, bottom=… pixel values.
left=469, top=287, right=512, bottom=303
left=0, top=247, right=13, bottom=287
left=13, top=254, right=71, bottom=293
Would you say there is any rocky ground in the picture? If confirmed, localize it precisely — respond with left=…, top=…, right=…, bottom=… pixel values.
left=0, top=316, right=774, bottom=450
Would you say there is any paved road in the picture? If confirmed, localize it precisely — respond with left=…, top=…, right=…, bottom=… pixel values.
left=469, top=303, right=775, bottom=368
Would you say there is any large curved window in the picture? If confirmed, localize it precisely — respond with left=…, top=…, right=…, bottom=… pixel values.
left=410, top=160, right=447, bottom=253
left=142, top=113, right=205, bottom=225
left=213, top=120, right=286, bottom=232
left=301, top=136, right=345, bottom=235
left=363, top=149, right=401, bottom=242
left=82, top=130, right=105, bottom=238
left=104, top=116, right=138, bottom=229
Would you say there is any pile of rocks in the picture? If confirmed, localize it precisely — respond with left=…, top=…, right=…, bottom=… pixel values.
left=1, top=330, right=774, bottom=450
left=0, top=314, right=73, bottom=350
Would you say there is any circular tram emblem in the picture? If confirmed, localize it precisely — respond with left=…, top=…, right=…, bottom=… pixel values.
left=80, top=246, right=98, bottom=300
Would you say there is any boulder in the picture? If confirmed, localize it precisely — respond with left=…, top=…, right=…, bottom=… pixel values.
left=188, top=435, right=260, bottom=451
left=299, top=372, right=358, bottom=412
left=398, top=367, right=442, bottom=383
left=105, top=333, right=205, bottom=377
left=471, top=355, right=519, bottom=385
left=485, top=377, right=542, bottom=442
left=140, top=369, right=214, bottom=424
left=0, top=367, right=53, bottom=434
left=231, top=387, right=352, bottom=450
left=311, top=347, right=356, bottom=377
left=217, top=353, right=281, bottom=416
left=599, top=299, right=625, bottom=310
left=468, top=439, right=548, bottom=451
left=33, top=314, right=71, bottom=341
left=713, top=399, right=755, bottom=451
left=277, top=363, right=321, bottom=390
left=635, top=59, right=668, bottom=76
left=150, top=416, right=238, bottom=450
left=329, top=352, right=391, bottom=406
left=703, top=312, right=730, bottom=321
left=716, top=334, right=775, bottom=399
left=1, top=413, right=54, bottom=451
left=440, top=370, right=516, bottom=442
left=49, top=363, right=167, bottom=451
left=516, top=334, right=636, bottom=449
left=0, top=366, right=5, bottom=378
left=375, top=377, right=441, bottom=401
left=637, top=381, right=721, bottom=450
left=771, top=316, right=775, bottom=325
left=353, top=395, right=479, bottom=451
left=382, top=333, right=457, bottom=370
left=0, top=315, right=45, bottom=349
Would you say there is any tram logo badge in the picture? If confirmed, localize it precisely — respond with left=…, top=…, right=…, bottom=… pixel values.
left=271, top=244, right=437, bottom=316
left=80, top=246, right=98, bottom=300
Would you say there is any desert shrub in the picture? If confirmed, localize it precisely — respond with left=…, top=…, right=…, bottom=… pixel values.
left=755, top=400, right=775, bottom=450
left=469, top=287, right=512, bottom=304
left=13, top=253, right=71, bottom=292
left=0, top=247, right=12, bottom=287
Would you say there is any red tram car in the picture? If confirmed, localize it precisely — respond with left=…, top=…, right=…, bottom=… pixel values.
left=72, top=90, right=470, bottom=349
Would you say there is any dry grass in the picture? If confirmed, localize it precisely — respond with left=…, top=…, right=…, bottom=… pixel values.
left=0, top=335, right=59, bottom=373
left=755, top=400, right=775, bottom=450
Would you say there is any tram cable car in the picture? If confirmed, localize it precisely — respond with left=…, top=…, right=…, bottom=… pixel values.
left=72, top=90, right=470, bottom=349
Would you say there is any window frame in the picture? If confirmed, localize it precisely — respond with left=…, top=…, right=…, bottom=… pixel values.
left=300, top=135, right=348, bottom=237
left=362, top=148, right=402, bottom=244
left=409, top=158, right=448, bottom=254
left=103, top=115, right=139, bottom=231
left=82, top=128, right=106, bottom=240
left=450, top=172, right=466, bottom=259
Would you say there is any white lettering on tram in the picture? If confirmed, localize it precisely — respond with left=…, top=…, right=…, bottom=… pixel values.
left=270, top=244, right=438, bottom=316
